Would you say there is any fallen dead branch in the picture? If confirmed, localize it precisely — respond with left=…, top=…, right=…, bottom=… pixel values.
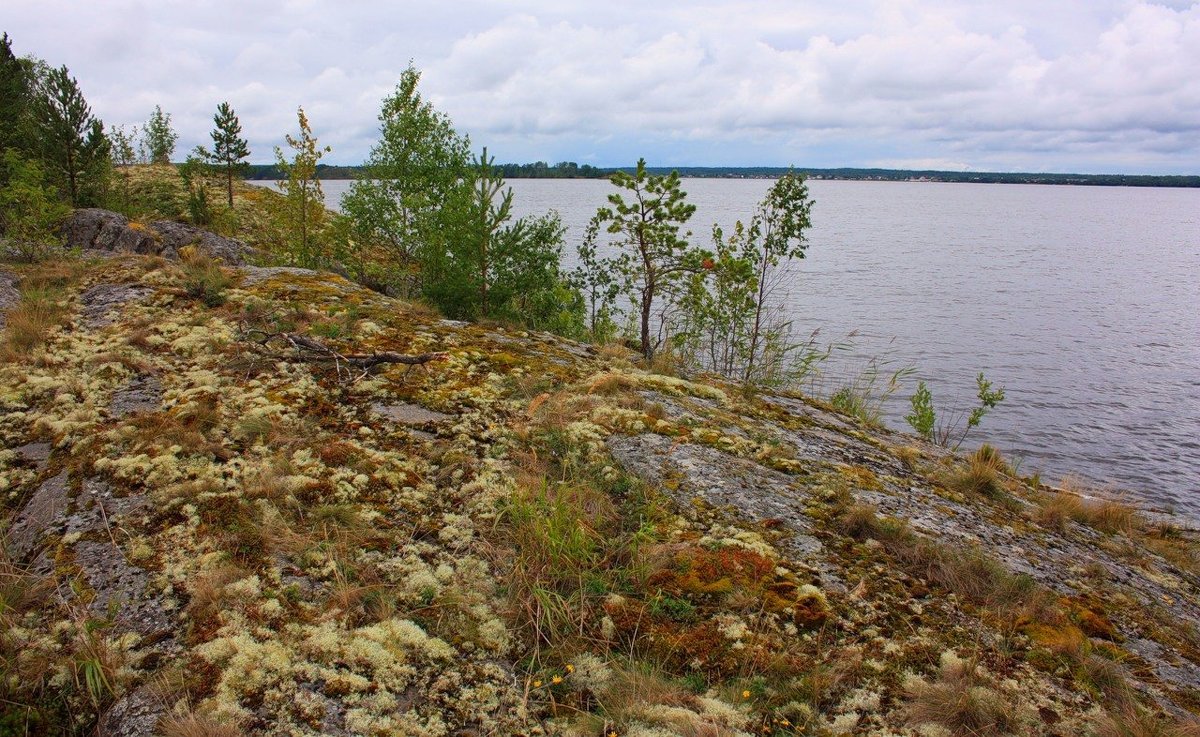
left=239, top=328, right=448, bottom=383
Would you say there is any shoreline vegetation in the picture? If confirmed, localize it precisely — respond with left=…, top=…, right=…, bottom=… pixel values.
left=242, top=162, right=1200, bottom=188
left=5, top=32, right=1200, bottom=737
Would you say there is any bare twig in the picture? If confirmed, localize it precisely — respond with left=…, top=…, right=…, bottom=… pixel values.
left=237, top=327, right=448, bottom=383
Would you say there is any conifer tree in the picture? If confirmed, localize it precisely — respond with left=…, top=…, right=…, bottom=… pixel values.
left=590, top=159, right=705, bottom=361
left=0, top=33, right=32, bottom=160
left=274, top=106, right=330, bottom=268
left=33, top=65, right=110, bottom=207
left=198, top=101, right=250, bottom=207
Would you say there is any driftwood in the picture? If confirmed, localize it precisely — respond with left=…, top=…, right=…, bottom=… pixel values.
left=241, top=328, right=448, bottom=383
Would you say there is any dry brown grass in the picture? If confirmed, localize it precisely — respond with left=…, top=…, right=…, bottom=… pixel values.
left=596, top=340, right=636, bottom=364
left=906, top=653, right=1018, bottom=736
left=1, top=292, right=67, bottom=358
left=895, top=445, right=922, bottom=470
left=943, top=443, right=1007, bottom=498
left=184, top=564, right=250, bottom=626
left=1034, top=478, right=1143, bottom=535
left=158, top=712, right=243, bottom=737
left=1094, top=708, right=1200, bottom=737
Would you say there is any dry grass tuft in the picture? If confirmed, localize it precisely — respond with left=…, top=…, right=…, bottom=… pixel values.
left=906, top=652, right=1018, bottom=736
left=895, top=445, right=922, bottom=470
left=944, top=443, right=1007, bottom=498
left=184, top=565, right=250, bottom=626
left=1034, top=479, right=1142, bottom=535
left=1, top=291, right=67, bottom=359
left=1094, top=708, right=1200, bottom=737
left=158, top=712, right=243, bottom=737
left=179, top=249, right=232, bottom=308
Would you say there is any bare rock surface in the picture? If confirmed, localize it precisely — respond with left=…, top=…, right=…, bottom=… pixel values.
left=80, top=283, right=155, bottom=328
left=109, top=374, right=163, bottom=417
left=15, top=441, right=51, bottom=469
left=6, top=470, right=69, bottom=561
left=609, top=433, right=825, bottom=559
left=60, top=208, right=253, bottom=264
left=98, top=684, right=166, bottom=737
left=240, top=265, right=319, bottom=286
left=372, top=400, right=454, bottom=426
left=73, top=540, right=170, bottom=635
left=0, top=269, right=18, bottom=328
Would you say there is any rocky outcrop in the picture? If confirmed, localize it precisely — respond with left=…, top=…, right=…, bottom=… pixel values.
left=60, top=208, right=255, bottom=264
left=2, top=255, right=1198, bottom=736
left=0, top=269, right=18, bottom=328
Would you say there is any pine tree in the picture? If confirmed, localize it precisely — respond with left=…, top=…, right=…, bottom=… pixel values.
left=142, top=105, right=177, bottom=164
left=590, top=159, right=704, bottom=361
left=0, top=33, right=32, bottom=160
left=198, top=101, right=250, bottom=207
left=274, top=107, right=330, bottom=268
left=33, top=65, right=110, bottom=207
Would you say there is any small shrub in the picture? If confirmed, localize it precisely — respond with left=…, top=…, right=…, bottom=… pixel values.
left=906, top=372, right=1006, bottom=449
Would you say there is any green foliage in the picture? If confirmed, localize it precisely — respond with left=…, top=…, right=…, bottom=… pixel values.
left=568, top=217, right=620, bottom=343
left=31, top=64, right=110, bottom=207
left=586, top=158, right=705, bottom=361
left=342, top=64, right=470, bottom=297
left=197, top=101, right=250, bottom=207
left=905, top=372, right=1006, bottom=449
left=906, top=381, right=936, bottom=440
left=105, top=123, right=138, bottom=214
left=0, top=151, right=68, bottom=261
left=423, top=147, right=580, bottom=330
left=273, top=106, right=331, bottom=268
left=141, top=104, right=177, bottom=164
left=178, top=153, right=215, bottom=227
left=829, top=358, right=913, bottom=428
left=0, top=33, right=34, bottom=166
left=675, top=170, right=816, bottom=386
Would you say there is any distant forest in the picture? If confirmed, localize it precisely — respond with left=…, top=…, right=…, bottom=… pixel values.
left=243, top=163, right=1200, bottom=187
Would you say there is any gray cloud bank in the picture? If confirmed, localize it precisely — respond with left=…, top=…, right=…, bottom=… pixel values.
left=6, top=1, right=1199, bottom=173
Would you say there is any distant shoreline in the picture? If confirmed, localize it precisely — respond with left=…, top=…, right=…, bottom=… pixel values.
left=243, top=163, right=1200, bottom=188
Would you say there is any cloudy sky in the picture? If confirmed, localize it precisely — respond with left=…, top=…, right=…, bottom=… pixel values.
left=5, top=1, right=1199, bottom=173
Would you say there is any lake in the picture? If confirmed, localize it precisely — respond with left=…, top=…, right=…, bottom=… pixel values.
left=258, top=178, right=1200, bottom=519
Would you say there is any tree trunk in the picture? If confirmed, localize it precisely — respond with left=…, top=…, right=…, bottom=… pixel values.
left=744, top=252, right=770, bottom=384
left=226, top=166, right=234, bottom=208
left=640, top=280, right=654, bottom=362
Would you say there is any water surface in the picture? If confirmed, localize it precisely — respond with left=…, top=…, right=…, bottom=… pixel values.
left=288, top=178, right=1200, bottom=518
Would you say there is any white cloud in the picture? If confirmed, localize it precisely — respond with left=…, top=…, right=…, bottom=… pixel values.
left=3, top=0, right=1198, bottom=172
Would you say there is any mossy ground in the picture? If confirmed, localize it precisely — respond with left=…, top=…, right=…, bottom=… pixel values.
left=1, top=252, right=1198, bottom=736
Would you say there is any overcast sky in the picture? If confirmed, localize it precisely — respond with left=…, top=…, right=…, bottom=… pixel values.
left=5, top=1, right=1199, bottom=173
